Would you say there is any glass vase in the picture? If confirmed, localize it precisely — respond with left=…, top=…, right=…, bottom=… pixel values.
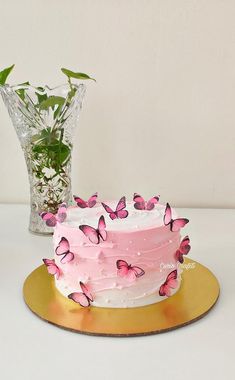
left=0, top=83, right=85, bottom=235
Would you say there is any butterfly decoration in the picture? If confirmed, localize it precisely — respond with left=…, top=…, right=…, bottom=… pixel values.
left=175, top=236, right=191, bottom=263
left=159, top=270, right=178, bottom=297
left=40, top=202, right=67, bottom=227
left=73, top=192, right=98, bottom=208
left=43, top=258, right=60, bottom=280
left=116, top=260, right=145, bottom=281
left=163, top=203, right=189, bottom=232
left=79, top=215, right=107, bottom=244
left=133, top=193, right=160, bottom=210
left=68, top=281, right=94, bottom=307
left=101, top=196, right=129, bottom=220
left=55, top=237, right=75, bottom=263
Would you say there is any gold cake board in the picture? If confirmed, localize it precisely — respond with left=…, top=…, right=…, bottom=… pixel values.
left=23, top=258, right=220, bottom=337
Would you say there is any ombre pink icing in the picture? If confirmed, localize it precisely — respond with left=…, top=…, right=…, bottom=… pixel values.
left=53, top=201, right=185, bottom=308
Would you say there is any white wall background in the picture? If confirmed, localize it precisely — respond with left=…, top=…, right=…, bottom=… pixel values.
left=0, top=0, right=235, bottom=208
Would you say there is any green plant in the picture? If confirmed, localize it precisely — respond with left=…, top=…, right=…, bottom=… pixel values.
left=0, top=64, right=15, bottom=85
left=0, top=65, right=94, bottom=213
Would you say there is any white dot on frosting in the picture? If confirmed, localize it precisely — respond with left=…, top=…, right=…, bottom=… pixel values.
left=137, top=252, right=141, bottom=256
left=144, top=238, right=146, bottom=241
left=168, top=240, right=172, bottom=243
left=126, top=247, right=129, bottom=251
left=129, top=240, right=132, bottom=244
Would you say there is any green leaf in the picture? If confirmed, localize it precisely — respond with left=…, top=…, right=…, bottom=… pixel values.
left=32, top=140, right=71, bottom=167
left=53, top=102, right=64, bottom=119
left=31, top=128, right=60, bottom=144
left=61, top=67, right=96, bottom=82
left=16, top=89, right=25, bottom=101
left=39, top=96, right=65, bottom=110
left=36, top=92, right=48, bottom=106
left=56, top=142, right=71, bottom=165
left=18, top=81, right=30, bottom=86
left=15, top=81, right=30, bottom=101
left=0, top=64, right=15, bottom=85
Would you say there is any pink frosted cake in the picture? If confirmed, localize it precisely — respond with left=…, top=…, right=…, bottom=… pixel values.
left=42, top=194, right=191, bottom=308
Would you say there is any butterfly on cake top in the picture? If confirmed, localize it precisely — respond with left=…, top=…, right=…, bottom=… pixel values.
left=41, top=192, right=191, bottom=307
left=101, top=196, right=129, bottom=219
left=163, top=203, right=189, bottom=232
left=133, top=193, right=160, bottom=210
left=40, top=202, right=67, bottom=227
left=73, top=192, right=98, bottom=208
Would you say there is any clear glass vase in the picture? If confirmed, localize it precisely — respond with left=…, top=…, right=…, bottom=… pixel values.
left=0, top=83, right=85, bottom=235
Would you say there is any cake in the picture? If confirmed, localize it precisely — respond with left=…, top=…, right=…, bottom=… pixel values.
left=42, top=194, right=191, bottom=308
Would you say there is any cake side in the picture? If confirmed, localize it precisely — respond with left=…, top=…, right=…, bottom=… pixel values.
left=52, top=202, right=183, bottom=308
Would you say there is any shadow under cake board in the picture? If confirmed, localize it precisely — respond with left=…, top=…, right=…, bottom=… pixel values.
left=23, top=258, right=220, bottom=337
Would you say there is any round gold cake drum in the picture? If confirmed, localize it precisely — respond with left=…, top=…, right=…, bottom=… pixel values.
left=23, top=258, right=220, bottom=337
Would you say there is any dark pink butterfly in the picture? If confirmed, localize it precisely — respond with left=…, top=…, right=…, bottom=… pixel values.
left=55, top=237, right=74, bottom=263
left=79, top=215, right=107, bottom=244
left=73, top=192, right=98, bottom=208
left=40, top=202, right=67, bottom=227
left=175, top=236, right=191, bottom=263
left=163, top=203, right=189, bottom=232
left=43, top=258, right=60, bottom=280
left=68, top=281, right=93, bottom=307
left=116, top=260, right=145, bottom=281
left=133, top=193, right=160, bottom=210
left=101, top=196, right=129, bottom=220
left=159, top=270, right=178, bottom=297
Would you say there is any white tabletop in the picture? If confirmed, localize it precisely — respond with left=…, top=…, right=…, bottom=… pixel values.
left=0, top=204, right=234, bottom=380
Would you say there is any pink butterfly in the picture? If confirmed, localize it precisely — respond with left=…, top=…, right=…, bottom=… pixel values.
left=55, top=237, right=74, bottom=263
left=79, top=215, right=107, bottom=244
left=43, top=258, right=60, bottom=280
left=68, top=281, right=94, bottom=307
left=175, top=236, right=191, bottom=263
left=73, top=192, right=98, bottom=208
left=163, top=203, right=189, bottom=232
left=159, top=270, right=178, bottom=297
left=116, top=260, right=145, bottom=281
left=40, top=202, right=67, bottom=227
left=101, top=196, right=129, bottom=220
left=133, top=193, right=160, bottom=210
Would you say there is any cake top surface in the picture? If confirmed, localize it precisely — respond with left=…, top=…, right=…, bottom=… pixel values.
left=63, top=201, right=178, bottom=232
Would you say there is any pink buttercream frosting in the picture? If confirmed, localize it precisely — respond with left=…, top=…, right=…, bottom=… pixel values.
left=53, top=202, right=185, bottom=307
